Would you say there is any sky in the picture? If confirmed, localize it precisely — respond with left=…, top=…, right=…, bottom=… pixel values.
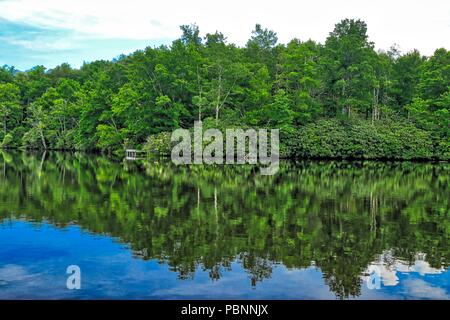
left=0, top=0, right=449, bottom=70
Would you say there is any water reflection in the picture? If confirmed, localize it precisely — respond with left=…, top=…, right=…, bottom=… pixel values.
left=0, top=151, right=448, bottom=299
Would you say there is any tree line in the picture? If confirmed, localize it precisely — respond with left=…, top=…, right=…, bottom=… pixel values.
left=0, top=19, right=448, bottom=159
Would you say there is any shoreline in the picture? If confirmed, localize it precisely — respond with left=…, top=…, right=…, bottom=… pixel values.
left=2, top=147, right=449, bottom=163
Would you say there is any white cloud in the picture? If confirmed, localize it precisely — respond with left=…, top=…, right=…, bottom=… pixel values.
left=403, top=279, right=449, bottom=299
left=362, top=251, right=446, bottom=287
left=0, top=0, right=449, bottom=55
left=0, top=36, right=76, bottom=51
left=396, top=259, right=445, bottom=276
left=0, top=264, right=30, bottom=282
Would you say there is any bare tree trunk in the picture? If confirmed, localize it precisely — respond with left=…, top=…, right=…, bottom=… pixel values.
left=370, top=191, right=378, bottom=233
left=197, top=187, right=200, bottom=211
left=372, top=87, right=380, bottom=124
left=215, top=69, right=222, bottom=125
left=214, top=187, right=217, bottom=214
left=372, top=88, right=376, bottom=124
left=197, top=66, right=203, bottom=122
left=341, top=81, right=349, bottom=116
left=38, top=150, right=47, bottom=175
left=39, top=126, right=47, bottom=149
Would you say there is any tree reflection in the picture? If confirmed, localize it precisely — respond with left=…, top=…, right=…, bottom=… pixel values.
left=0, top=150, right=448, bottom=299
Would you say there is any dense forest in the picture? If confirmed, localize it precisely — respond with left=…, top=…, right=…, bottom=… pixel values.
left=0, top=19, right=449, bottom=159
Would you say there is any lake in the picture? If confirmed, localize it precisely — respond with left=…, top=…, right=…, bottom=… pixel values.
left=0, top=151, right=448, bottom=299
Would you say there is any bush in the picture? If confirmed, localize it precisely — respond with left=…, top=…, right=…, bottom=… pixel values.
left=96, top=124, right=125, bottom=152
left=435, top=139, right=450, bottom=160
left=10, top=126, right=27, bottom=148
left=284, top=118, right=436, bottom=160
left=143, top=132, right=173, bottom=156
left=21, top=128, right=43, bottom=149
left=143, top=118, right=444, bottom=160
left=1, top=133, right=13, bottom=148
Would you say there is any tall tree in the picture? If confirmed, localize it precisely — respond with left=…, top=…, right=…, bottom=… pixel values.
left=322, top=19, right=377, bottom=117
left=0, top=83, right=21, bottom=135
left=391, top=49, right=424, bottom=110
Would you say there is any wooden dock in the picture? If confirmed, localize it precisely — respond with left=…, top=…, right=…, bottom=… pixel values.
left=125, top=149, right=145, bottom=160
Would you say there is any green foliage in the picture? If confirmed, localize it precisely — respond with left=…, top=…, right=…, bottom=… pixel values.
left=8, top=126, right=27, bottom=148
left=1, top=133, right=13, bottom=147
left=0, top=19, right=448, bottom=159
left=248, top=89, right=295, bottom=132
left=286, top=118, right=436, bottom=159
left=143, top=131, right=173, bottom=156
left=0, top=151, right=448, bottom=298
left=391, top=50, right=425, bottom=108
left=0, top=82, right=21, bottom=137
left=96, top=124, right=125, bottom=151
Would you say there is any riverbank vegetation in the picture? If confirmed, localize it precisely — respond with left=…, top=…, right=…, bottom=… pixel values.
left=0, top=19, right=448, bottom=159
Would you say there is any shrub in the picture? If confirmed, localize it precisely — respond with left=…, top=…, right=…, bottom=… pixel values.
left=21, top=128, right=43, bottom=149
left=1, top=133, right=13, bottom=148
left=96, top=124, right=125, bottom=152
left=284, top=118, right=435, bottom=160
left=143, top=132, right=173, bottom=156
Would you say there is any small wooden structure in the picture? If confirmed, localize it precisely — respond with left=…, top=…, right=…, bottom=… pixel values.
left=125, top=149, right=146, bottom=161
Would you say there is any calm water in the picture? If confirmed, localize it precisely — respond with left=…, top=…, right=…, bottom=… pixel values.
left=0, top=151, right=448, bottom=300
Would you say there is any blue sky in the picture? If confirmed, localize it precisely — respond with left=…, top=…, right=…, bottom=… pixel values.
left=0, top=0, right=449, bottom=71
left=0, top=18, right=172, bottom=71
